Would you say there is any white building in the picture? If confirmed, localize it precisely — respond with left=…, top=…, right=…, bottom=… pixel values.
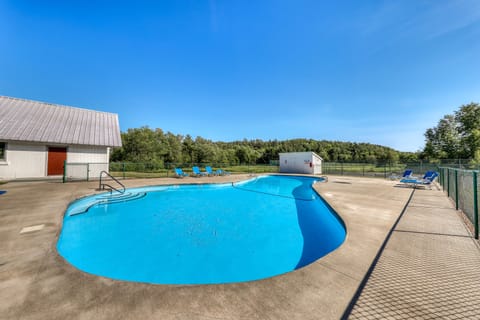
left=0, top=96, right=122, bottom=180
left=279, top=152, right=323, bottom=175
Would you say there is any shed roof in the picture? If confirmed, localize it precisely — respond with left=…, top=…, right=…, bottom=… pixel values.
left=0, top=96, right=122, bottom=147
left=279, top=151, right=323, bottom=160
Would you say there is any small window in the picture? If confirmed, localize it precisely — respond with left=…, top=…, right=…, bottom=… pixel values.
left=0, top=142, right=5, bottom=160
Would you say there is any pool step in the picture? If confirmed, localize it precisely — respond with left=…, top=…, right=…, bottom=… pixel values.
left=97, top=192, right=147, bottom=204
left=69, top=192, right=147, bottom=216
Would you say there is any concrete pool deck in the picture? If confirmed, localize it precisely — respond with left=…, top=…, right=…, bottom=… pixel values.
left=1, top=175, right=479, bottom=319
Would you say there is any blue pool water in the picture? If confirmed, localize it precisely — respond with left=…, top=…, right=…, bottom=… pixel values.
left=57, top=175, right=346, bottom=284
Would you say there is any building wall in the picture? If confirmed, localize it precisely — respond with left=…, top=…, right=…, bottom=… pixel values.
left=66, top=145, right=109, bottom=180
left=279, top=152, right=323, bottom=175
left=312, top=154, right=323, bottom=174
left=0, top=141, right=109, bottom=180
left=67, top=145, right=109, bottom=163
left=0, top=142, right=47, bottom=179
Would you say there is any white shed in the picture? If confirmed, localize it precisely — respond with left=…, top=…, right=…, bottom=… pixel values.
left=279, top=152, right=323, bottom=175
left=0, top=96, right=122, bottom=180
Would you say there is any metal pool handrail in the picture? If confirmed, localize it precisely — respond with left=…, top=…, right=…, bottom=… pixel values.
left=99, top=170, right=125, bottom=194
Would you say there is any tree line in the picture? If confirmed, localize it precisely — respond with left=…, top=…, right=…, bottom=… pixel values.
left=110, top=102, right=479, bottom=166
left=110, top=127, right=419, bottom=165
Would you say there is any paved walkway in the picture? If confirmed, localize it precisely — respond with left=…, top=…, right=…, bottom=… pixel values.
left=347, top=186, right=480, bottom=319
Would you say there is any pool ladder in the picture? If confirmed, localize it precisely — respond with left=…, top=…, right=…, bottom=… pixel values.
left=69, top=171, right=144, bottom=216
left=99, top=170, right=125, bottom=194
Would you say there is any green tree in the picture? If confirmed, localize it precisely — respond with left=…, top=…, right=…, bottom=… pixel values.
left=164, top=132, right=183, bottom=164
left=121, top=127, right=159, bottom=162
left=423, top=114, right=460, bottom=159
left=111, top=127, right=415, bottom=165
left=423, top=103, right=480, bottom=160
left=194, top=136, right=216, bottom=163
left=455, top=103, right=480, bottom=160
left=182, top=135, right=195, bottom=163
left=235, top=146, right=259, bottom=164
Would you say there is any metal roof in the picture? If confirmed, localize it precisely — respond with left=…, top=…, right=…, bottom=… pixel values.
left=0, top=96, right=122, bottom=147
left=279, top=151, right=323, bottom=160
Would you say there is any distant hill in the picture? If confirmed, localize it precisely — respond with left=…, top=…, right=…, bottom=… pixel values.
left=111, top=127, right=419, bottom=164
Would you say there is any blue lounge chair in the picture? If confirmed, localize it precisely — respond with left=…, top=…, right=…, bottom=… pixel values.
left=216, top=169, right=231, bottom=176
left=400, top=170, right=433, bottom=183
left=390, top=169, right=413, bottom=180
left=422, top=171, right=436, bottom=179
left=205, top=166, right=216, bottom=176
left=174, top=168, right=189, bottom=178
left=192, top=166, right=207, bottom=177
left=400, top=171, right=438, bottom=189
left=415, top=172, right=438, bottom=189
left=402, top=169, right=413, bottom=178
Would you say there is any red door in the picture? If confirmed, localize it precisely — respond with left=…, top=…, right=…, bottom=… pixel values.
left=47, top=147, right=67, bottom=175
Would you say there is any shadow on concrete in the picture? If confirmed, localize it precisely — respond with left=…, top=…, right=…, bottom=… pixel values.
left=340, top=188, right=416, bottom=320
left=394, top=229, right=473, bottom=239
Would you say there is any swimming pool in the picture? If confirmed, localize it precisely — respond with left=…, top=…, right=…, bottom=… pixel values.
left=57, top=175, right=346, bottom=284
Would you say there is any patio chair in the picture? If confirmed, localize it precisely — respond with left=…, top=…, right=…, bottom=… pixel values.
left=192, top=166, right=208, bottom=177
left=402, top=169, right=413, bottom=178
left=216, top=169, right=231, bottom=176
left=205, top=166, right=216, bottom=176
left=421, top=170, right=436, bottom=179
left=174, top=168, right=189, bottom=178
left=413, top=172, right=439, bottom=189
left=390, top=169, right=413, bottom=180
left=400, top=171, right=438, bottom=189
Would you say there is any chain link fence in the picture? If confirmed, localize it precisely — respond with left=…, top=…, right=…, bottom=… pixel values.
left=63, top=162, right=279, bottom=181
left=63, top=160, right=475, bottom=181
left=438, top=167, right=479, bottom=239
left=322, top=161, right=442, bottom=178
left=63, top=162, right=109, bottom=182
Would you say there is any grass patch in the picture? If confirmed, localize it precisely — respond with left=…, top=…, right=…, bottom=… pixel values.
left=223, top=165, right=279, bottom=174
left=110, top=171, right=171, bottom=179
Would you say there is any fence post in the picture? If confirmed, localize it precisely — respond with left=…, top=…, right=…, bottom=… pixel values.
left=384, top=163, right=387, bottom=179
left=454, top=170, right=459, bottom=210
left=441, top=168, right=444, bottom=188
left=86, top=163, right=90, bottom=182
left=447, top=168, right=450, bottom=197
left=62, top=160, right=67, bottom=183
left=473, top=171, right=479, bottom=239
left=341, top=162, right=344, bottom=176
left=442, top=168, right=445, bottom=191
left=122, top=162, right=126, bottom=180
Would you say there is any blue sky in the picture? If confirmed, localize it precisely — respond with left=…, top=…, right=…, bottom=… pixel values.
left=1, top=1, right=480, bottom=152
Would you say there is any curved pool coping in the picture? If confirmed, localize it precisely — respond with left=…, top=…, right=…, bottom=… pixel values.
left=58, top=174, right=347, bottom=284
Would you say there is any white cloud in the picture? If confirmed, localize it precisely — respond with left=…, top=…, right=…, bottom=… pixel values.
left=359, top=0, right=480, bottom=40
